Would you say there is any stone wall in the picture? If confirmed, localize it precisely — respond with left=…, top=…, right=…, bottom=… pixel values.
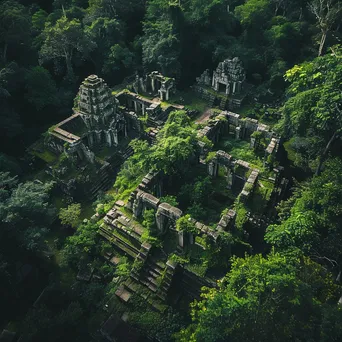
left=198, top=110, right=279, bottom=159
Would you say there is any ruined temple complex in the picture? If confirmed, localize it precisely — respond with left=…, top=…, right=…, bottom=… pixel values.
left=30, top=59, right=287, bottom=314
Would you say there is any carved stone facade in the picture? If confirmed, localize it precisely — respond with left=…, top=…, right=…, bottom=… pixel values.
left=75, top=74, right=126, bottom=148
left=194, top=57, right=247, bottom=109
left=212, top=57, right=246, bottom=95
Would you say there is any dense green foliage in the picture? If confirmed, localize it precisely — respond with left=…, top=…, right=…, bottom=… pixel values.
left=177, top=251, right=341, bottom=342
left=59, top=203, right=82, bottom=228
left=1, top=0, right=342, bottom=341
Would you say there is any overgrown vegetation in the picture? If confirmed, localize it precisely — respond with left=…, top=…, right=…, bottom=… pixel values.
left=1, top=0, right=342, bottom=341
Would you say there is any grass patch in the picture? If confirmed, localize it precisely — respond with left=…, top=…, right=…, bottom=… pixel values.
left=217, top=138, right=265, bottom=171
left=170, top=90, right=208, bottom=114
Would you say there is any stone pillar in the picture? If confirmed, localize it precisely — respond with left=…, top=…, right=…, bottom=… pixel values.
left=96, top=130, right=102, bottom=144
left=227, top=168, right=233, bottom=189
left=105, top=130, right=112, bottom=146
left=134, top=100, right=138, bottom=113
left=250, top=137, right=256, bottom=149
left=233, top=82, right=237, bottom=94
left=226, top=84, right=229, bottom=95
left=235, top=126, right=241, bottom=140
left=142, top=103, right=145, bottom=115
left=237, top=82, right=242, bottom=93
left=178, top=231, right=184, bottom=248
left=166, top=89, right=169, bottom=101
left=133, top=196, right=143, bottom=219
left=114, top=130, right=118, bottom=145
left=159, top=90, right=163, bottom=101
left=208, top=160, right=218, bottom=177
left=156, top=211, right=167, bottom=234
left=189, top=233, right=194, bottom=245
left=88, top=132, right=94, bottom=147
left=151, top=78, right=155, bottom=92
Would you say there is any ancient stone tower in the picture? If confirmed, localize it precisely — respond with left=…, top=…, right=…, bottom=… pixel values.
left=212, top=57, right=246, bottom=95
left=76, top=74, right=126, bottom=147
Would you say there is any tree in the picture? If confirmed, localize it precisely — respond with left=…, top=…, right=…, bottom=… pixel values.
left=22, top=301, right=87, bottom=341
left=0, top=176, right=55, bottom=251
left=142, top=0, right=181, bottom=77
left=265, top=159, right=342, bottom=266
left=61, top=221, right=99, bottom=268
left=59, top=203, right=82, bottom=228
left=149, top=111, right=198, bottom=174
left=39, top=15, right=95, bottom=78
left=177, top=251, right=340, bottom=342
left=176, top=215, right=197, bottom=234
left=235, top=0, right=272, bottom=28
left=25, top=66, right=59, bottom=110
left=1, top=179, right=55, bottom=227
left=308, top=0, right=341, bottom=56
left=0, top=0, right=31, bottom=63
left=280, top=46, right=342, bottom=174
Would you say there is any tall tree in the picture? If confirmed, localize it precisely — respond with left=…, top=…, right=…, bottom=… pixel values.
left=59, top=203, right=81, bottom=228
left=280, top=45, right=342, bottom=174
left=25, top=66, right=59, bottom=110
left=308, top=0, right=341, bottom=56
left=266, top=158, right=342, bottom=266
left=0, top=0, right=31, bottom=64
left=39, top=15, right=95, bottom=78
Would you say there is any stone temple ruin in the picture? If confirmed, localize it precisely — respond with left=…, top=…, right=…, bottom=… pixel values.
left=47, top=75, right=126, bottom=163
left=43, top=73, right=182, bottom=199
left=47, top=74, right=180, bottom=161
left=133, top=71, right=175, bottom=101
left=194, top=57, right=248, bottom=110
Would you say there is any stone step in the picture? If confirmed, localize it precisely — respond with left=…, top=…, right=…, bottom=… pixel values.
left=99, top=225, right=140, bottom=258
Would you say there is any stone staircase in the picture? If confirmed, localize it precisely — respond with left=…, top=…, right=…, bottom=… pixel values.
left=120, top=145, right=133, bottom=160
left=147, top=117, right=158, bottom=128
left=181, top=268, right=217, bottom=299
left=89, top=162, right=113, bottom=199
left=130, top=255, right=177, bottom=301
left=99, top=208, right=143, bottom=259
